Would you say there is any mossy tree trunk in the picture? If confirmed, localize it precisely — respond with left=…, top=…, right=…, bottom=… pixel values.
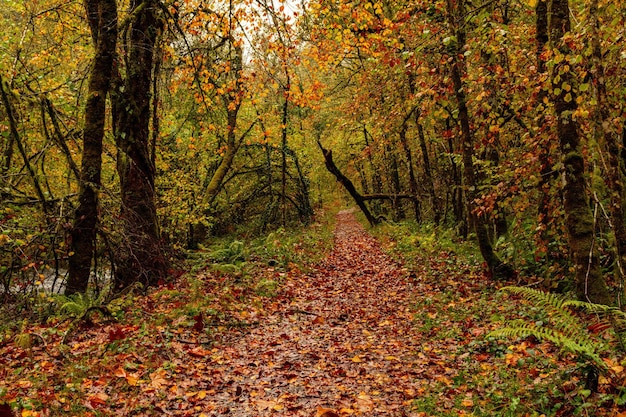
left=66, top=0, right=117, bottom=295
left=549, top=0, right=609, bottom=304
left=445, top=0, right=513, bottom=280
left=589, top=0, right=626, bottom=291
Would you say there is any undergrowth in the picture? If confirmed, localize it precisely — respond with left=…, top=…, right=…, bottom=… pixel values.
left=372, top=219, right=626, bottom=416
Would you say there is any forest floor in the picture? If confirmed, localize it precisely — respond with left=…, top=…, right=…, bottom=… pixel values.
left=1, top=209, right=624, bottom=416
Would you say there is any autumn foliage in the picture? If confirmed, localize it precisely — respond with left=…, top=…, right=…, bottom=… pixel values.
left=2, top=0, right=626, bottom=415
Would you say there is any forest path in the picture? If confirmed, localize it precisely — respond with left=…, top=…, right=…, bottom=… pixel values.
left=202, top=209, right=421, bottom=416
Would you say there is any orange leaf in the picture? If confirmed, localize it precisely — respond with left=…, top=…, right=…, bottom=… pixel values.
left=315, top=406, right=339, bottom=417
left=88, top=392, right=109, bottom=407
left=188, top=347, right=211, bottom=357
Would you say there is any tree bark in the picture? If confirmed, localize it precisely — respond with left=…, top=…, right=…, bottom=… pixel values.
left=113, top=0, right=168, bottom=289
left=66, top=0, right=118, bottom=295
left=534, top=0, right=561, bottom=264
left=589, top=0, right=626, bottom=292
left=549, top=0, right=609, bottom=303
left=398, top=118, right=421, bottom=222
left=445, top=0, right=513, bottom=279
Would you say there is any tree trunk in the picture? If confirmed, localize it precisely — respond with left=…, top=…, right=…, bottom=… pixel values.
left=384, top=140, right=404, bottom=221
left=113, top=0, right=168, bottom=289
left=549, top=0, right=609, bottom=303
left=363, top=126, right=383, bottom=214
left=589, top=0, right=626, bottom=292
left=281, top=78, right=289, bottom=227
left=317, top=140, right=379, bottom=226
left=416, top=115, right=438, bottom=224
left=66, top=0, right=118, bottom=295
left=201, top=108, right=241, bottom=207
left=398, top=118, right=421, bottom=222
left=445, top=0, right=513, bottom=279
left=0, top=75, right=47, bottom=212
left=535, top=0, right=558, bottom=260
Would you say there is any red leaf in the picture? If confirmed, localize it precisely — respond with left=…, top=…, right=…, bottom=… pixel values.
left=108, top=327, right=126, bottom=342
left=193, top=312, right=204, bottom=332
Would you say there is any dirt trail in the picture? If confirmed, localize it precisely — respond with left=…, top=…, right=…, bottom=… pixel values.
left=205, top=209, right=421, bottom=416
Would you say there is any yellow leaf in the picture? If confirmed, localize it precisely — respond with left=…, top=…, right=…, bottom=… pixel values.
left=197, top=390, right=207, bottom=399
left=126, top=374, right=139, bottom=386
left=462, top=398, right=474, bottom=407
left=351, top=355, right=362, bottom=363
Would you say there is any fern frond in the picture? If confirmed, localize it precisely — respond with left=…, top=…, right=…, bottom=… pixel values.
left=488, top=324, right=608, bottom=372
left=500, top=286, right=591, bottom=344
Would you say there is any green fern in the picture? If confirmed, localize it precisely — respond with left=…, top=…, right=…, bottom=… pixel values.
left=209, top=240, right=247, bottom=263
left=54, top=283, right=111, bottom=318
left=488, top=286, right=610, bottom=372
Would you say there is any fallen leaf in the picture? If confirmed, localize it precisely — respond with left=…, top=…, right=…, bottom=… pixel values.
left=126, top=373, right=139, bottom=386
left=88, top=392, right=109, bottom=407
left=114, top=367, right=127, bottom=378
left=149, top=369, right=168, bottom=390
left=356, top=392, right=374, bottom=411
left=188, top=346, right=211, bottom=357
left=461, top=398, right=474, bottom=407
left=315, top=406, right=340, bottom=417
left=108, top=327, right=126, bottom=341
left=256, top=399, right=277, bottom=410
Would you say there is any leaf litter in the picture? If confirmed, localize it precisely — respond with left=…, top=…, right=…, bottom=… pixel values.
left=2, top=209, right=621, bottom=416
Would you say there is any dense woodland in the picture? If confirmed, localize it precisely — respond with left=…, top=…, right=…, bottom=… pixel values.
left=2, top=0, right=626, bottom=415
left=1, top=0, right=625, bottom=301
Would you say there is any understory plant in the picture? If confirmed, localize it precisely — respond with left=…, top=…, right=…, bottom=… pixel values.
left=488, top=286, right=626, bottom=391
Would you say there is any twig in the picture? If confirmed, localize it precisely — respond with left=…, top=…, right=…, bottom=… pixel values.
left=287, top=309, right=319, bottom=316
